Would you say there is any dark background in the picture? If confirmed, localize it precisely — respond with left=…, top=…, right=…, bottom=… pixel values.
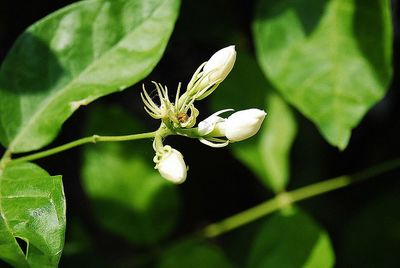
left=1, top=1, right=399, bottom=267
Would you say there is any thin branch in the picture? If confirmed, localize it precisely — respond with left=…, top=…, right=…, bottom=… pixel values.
left=10, top=131, right=158, bottom=164
left=201, top=158, right=400, bottom=238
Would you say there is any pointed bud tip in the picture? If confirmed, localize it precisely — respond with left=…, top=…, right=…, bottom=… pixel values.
left=225, top=108, right=267, bottom=142
left=202, top=45, right=237, bottom=83
left=251, top=108, right=267, bottom=118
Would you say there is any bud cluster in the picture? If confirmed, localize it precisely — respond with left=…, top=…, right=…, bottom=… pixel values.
left=141, top=46, right=266, bottom=184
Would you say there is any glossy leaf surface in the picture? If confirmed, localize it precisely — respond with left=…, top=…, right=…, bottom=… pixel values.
left=0, top=0, right=180, bottom=152
left=0, top=163, right=65, bottom=268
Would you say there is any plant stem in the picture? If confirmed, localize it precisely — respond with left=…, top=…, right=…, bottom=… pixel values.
left=10, top=131, right=158, bottom=164
left=0, top=150, right=12, bottom=170
left=202, top=158, right=400, bottom=238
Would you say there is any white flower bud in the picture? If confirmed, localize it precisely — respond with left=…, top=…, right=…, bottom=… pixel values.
left=197, top=109, right=233, bottom=136
left=203, top=45, right=236, bottom=85
left=225, top=109, right=267, bottom=142
left=157, top=147, right=187, bottom=184
left=198, top=118, right=221, bottom=136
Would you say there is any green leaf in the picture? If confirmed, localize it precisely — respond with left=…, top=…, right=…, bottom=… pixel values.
left=158, top=238, right=235, bottom=268
left=253, top=0, right=392, bottom=149
left=211, top=53, right=297, bottom=192
left=0, top=0, right=180, bottom=153
left=0, top=162, right=65, bottom=268
left=247, top=208, right=335, bottom=268
left=81, top=104, right=180, bottom=245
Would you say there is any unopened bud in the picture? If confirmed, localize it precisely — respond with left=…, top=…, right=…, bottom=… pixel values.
left=197, top=109, right=233, bottom=136
left=225, top=109, right=266, bottom=142
left=157, top=147, right=187, bottom=184
left=202, top=45, right=236, bottom=85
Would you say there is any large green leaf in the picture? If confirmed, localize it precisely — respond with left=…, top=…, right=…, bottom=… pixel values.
left=247, top=208, right=334, bottom=268
left=158, top=238, right=235, bottom=268
left=211, top=53, right=297, bottom=192
left=0, top=162, right=65, bottom=268
left=0, top=0, right=180, bottom=153
left=253, top=0, right=392, bottom=149
left=81, top=104, right=180, bottom=245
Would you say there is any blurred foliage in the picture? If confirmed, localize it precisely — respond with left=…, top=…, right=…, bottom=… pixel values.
left=212, top=53, right=297, bottom=193
left=0, top=0, right=399, bottom=267
left=253, top=0, right=393, bottom=149
left=247, top=208, right=334, bottom=268
left=157, top=238, right=235, bottom=268
left=339, top=192, right=400, bottom=267
left=81, top=104, right=180, bottom=245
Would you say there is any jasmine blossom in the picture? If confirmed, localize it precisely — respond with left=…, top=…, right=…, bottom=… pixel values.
left=202, top=45, right=236, bottom=86
left=155, top=145, right=187, bottom=184
left=225, top=109, right=267, bottom=141
left=139, top=46, right=265, bottom=182
left=197, top=109, right=267, bottom=147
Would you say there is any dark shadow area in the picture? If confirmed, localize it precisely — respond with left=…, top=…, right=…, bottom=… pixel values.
left=337, top=191, right=400, bottom=267
left=0, top=1, right=74, bottom=62
left=90, top=198, right=169, bottom=245
left=0, top=260, right=12, bottom=268
left=15, top=237, right=27, bottom=256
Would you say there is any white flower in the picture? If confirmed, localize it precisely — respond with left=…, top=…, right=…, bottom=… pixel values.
left=177, top=46, right=236, bottom=108
left=156, top=146, right=187, bottom=184
left=203, top=45, right=236, bottom=85
left=198, top=109, right=233, bottom=136
left=197, top=108, right=266, bottom=148
left=225, top=109, right=266, bottom=142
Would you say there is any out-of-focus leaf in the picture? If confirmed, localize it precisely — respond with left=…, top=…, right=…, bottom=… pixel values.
left=0, top=0, right=180, bottom=153
left=62, top=218, right=92, bottom=258
left=157, top=238, right=235, bottom=268
left=0, top=162, right=65, bottom=268
left=60, top=218, right=104, bottom=268
left=253, top=0, right=392, bottom=149
left=211, top=53, right=297, bottom=192
left=225, top=221, right=263, bottom=268
left=339, top=192, right=400, bottom=267
left=81, top=104, right=180, bottom=245
left=247, top=208, right=334, bottom=268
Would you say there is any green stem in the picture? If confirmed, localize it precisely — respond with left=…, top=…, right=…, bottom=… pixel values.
left=0, top=150, right=12, bottom=170
left=176, top=127, right=202, bottom=138
left=202, top=158, right=400, bottom=238
left=10, top=131, right=158, bottom=164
